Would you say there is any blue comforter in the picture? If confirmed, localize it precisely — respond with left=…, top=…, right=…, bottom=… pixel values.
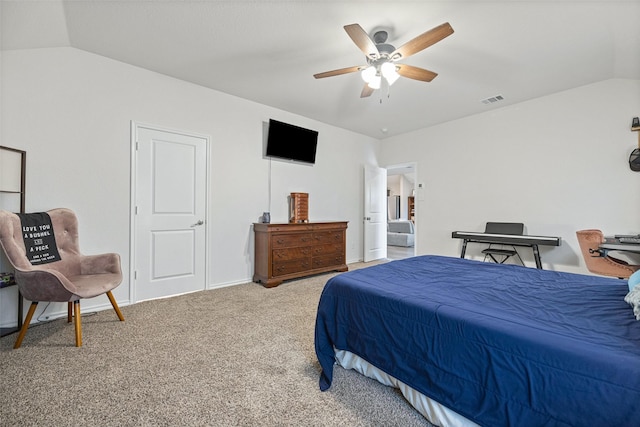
left=315, top=255, right=640, bottom=426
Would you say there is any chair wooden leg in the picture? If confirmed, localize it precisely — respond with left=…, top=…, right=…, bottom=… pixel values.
left=14, top=302, right=38, bottom=349
left=74, top=300, right=82, bottom=347
left=106, top=291, right=125, bottom=321
left=67, top=301, right=73, bottom=323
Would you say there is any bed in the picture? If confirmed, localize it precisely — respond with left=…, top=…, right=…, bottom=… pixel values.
left=315, top=255, right=640, bottom=426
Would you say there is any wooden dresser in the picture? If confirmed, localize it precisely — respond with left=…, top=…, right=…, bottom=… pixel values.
left=253, top=221, right=348, bottom=287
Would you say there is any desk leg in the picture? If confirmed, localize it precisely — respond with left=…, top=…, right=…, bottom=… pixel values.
left=532, top=245, right=542, bottom=269
left=460, top=240, right=468, bottom=259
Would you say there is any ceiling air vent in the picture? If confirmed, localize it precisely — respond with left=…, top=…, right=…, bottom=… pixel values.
left=481, top=94, right=504, bottom=105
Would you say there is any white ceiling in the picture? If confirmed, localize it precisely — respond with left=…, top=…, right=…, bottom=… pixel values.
left=2, top=1, right=639, bottom=139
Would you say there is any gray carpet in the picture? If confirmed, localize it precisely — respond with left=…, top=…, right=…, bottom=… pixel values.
left=0, top=262, right=434, bottom=426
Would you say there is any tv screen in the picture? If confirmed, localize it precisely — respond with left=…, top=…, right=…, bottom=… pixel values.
left=266, top=119, right=318, bottom=164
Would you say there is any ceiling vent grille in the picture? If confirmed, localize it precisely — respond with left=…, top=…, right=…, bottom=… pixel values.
left=481, top=94, right=504, bottom=105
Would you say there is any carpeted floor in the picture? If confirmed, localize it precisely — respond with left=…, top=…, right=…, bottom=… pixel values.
left=0, top=261, right=433, bottom=426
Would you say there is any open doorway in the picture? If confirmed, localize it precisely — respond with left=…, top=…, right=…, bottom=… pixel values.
left=386, top=163, right=416, bottom=260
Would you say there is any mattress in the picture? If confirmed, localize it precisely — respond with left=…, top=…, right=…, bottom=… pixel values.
left=335, top=349, right=479, bottom=427
left=315, top=255, right=640, bottom=426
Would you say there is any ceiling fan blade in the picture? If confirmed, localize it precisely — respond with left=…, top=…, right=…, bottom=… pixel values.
left=344, top=23, right=380, bottom=60
left=360, top=84, right=374, bottom=98
left=314, top=65, right=363, bottom=79
left=391, top=22, right=454, bottom=60
left=396, top=64, right=438, bottom=82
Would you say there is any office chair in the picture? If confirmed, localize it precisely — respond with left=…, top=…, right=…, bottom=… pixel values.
left=0, top=208, right=124, bottom=348
left=576, top=229, right=640, bottom=279
left=482, top=222, right=525, bottom=265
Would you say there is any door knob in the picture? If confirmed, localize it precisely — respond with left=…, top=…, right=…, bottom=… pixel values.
left=191, top=220, right=204, bottom=227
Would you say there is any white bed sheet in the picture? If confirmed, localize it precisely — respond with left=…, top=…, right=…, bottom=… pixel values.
left=335, top=350, right=479, bottom=427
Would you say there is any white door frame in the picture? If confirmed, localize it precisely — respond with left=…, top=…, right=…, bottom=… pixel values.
left=129, top=121, right=211, bottom=304
left=386, top=162, right=418, bottom=257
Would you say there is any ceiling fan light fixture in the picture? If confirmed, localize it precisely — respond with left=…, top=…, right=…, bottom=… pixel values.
left=368, top=74, right=382, bottom=89
left=381, top=62, right=400, bottom=85
left=361, top=66, right=377, bottom=83
left=314, top=22, right=454, bottom=98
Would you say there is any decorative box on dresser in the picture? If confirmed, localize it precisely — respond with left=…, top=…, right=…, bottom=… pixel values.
left=253, top=221, right=348, bottom=287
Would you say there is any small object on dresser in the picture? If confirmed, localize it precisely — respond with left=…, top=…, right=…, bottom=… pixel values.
left=262, top=212, right=271, bottom=223
left=0, top=272, right=16, bottom=288
left=289, top=192, right=309, bottom=223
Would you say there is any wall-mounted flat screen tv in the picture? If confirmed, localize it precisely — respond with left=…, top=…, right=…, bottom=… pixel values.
left=266, top=119, right=318, bottom=164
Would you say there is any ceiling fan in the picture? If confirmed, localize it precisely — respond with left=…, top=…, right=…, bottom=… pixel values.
left=314, top=22, right=454, bottom=98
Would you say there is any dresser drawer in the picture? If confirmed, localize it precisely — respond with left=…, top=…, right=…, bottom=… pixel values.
left=271, top=233, right=313, bottom=248
left=312, top=243, right=343, bottom=256
left=312, top=253, right=345, bottom=269
left=313, top=231, right=344, bottom=244
left=273, top=247, right=312, bottom=261
left=273, top=258, right=312, bottom=277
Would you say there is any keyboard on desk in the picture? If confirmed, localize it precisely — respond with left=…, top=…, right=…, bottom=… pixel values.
left=618, top=237, right=640, bottom=244
left=451, top=231, right=560, bottom=246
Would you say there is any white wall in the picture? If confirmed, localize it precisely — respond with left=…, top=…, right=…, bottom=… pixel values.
left=2, top=46, right=637, bottom=329
left=387, top=174, right=413, bottom=220
left=398, top=174, right=414, bottom=220
left=0, top=47, right=379, bottom=326
left=380, top=78, right=640, bottom=273
left=387, top=175, right=401, bottom=197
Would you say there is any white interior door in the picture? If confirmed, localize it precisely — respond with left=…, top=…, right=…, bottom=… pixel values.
left=363, top=165, right=387, bottom=262
left=133, top=124, right=208, bottom=302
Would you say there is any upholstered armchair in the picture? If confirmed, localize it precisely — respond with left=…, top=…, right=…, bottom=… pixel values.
left=0, top=208, right=124, bottom=348
left=576, top=229, right=640, bottom=279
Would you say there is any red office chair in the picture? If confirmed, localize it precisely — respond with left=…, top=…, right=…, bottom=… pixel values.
left=576, top=229, right=640, bottom=279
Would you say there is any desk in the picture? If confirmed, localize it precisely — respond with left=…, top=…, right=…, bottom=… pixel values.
left=452, top=231, right=561, bottom=269
left=600, top=237, right=640, bottom=254
left=0, top=274, right=23, bottom=337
